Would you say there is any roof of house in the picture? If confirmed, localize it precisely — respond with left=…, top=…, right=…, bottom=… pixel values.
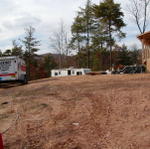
left=137, top=31, right=150, bottom=45
left=0, top=56, right=19, bottom=60
left=52, top=68, right=91, bottom=71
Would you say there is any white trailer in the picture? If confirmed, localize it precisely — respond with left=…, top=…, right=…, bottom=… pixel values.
left=51, top=68, right=91, bottom=77
left=0, top=56, right=27, bottom=84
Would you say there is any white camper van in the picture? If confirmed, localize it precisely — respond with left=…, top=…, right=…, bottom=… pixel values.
left=0, top=56, right=27, bottom=84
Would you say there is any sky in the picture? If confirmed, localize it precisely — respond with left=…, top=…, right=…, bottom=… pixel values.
left=0, top=0, right=145, bottom=54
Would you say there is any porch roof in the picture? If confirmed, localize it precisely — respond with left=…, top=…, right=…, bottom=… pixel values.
left=137, top=31, right=150, bottom=45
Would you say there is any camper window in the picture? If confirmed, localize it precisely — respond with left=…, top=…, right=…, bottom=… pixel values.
left=55, top=72, right=58, bottom=76
left=77, top=72, right=82, bottom=75
left=72, top=70, right=74, bottom=74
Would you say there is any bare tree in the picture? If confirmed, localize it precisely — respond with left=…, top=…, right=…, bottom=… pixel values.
left=128, top=0, right=150, bottom=34
left=50, top=21, right=71, bottom=68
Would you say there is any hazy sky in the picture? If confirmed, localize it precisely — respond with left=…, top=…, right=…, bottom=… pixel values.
left=0, top=0, right=146, bottom=54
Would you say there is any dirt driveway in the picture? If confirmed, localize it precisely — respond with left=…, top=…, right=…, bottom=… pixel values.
left=0, top=74, right=150, bottom=149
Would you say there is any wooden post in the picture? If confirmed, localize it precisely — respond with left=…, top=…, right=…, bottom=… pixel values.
left=142, top=39, right=144, bottom=64
left=0, top=134, right=4, bottom=149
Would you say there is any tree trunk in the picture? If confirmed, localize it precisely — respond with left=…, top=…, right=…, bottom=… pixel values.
left=108, top=20, right=112, bottom=70
left=86, top=18, right=90, bottom=68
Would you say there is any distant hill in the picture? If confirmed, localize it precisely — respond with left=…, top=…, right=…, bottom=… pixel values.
left=36, top=53, right=77, bottom=68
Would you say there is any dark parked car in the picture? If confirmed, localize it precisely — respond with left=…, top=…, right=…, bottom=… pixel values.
left=111, top=65, right=146, bottom=74
left=119, top=65, right=146, bottom=74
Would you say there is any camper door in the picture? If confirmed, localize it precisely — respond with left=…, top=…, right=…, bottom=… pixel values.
left=0, top=58, right=17, bottom=81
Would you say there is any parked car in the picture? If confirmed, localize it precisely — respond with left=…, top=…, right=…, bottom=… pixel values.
left=114, top=65, right=146, bottom=74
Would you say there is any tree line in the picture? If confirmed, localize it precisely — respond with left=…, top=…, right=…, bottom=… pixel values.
left=0, top=26, right=57, bottom=80
left=70, top=0, right=142, bottom=70
left=0, top=0, right=146, bottom=80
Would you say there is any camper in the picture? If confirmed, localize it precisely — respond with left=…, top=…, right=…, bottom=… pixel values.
left=0, top=56, right=27, bottom=84
left=51, top=68, right=91, bottom=77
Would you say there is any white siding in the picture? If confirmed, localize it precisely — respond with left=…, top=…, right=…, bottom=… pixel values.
left=51, top=68, right=91, bottom=77
left=0, top=56, right=26, bottom=81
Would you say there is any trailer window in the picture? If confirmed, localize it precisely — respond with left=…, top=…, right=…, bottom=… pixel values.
left=55, top=72, right=58, bottom=76
left=0, top=60, right=11, bottom=72
left=77, top=71, right=82, bottom=75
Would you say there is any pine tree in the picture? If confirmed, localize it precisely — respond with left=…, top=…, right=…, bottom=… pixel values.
left=71, top=0, right=94, bottom=67
left=93, top=0, right=126, bottom=69
left=11, top=40, right=23, bottom=57
left=117, top=45, right=132, bottom=66
left=22, top=26, right=40, bottom=80
left=44, top=55, right=57, bottom=77
left=3, top=49, right=12, bottom=56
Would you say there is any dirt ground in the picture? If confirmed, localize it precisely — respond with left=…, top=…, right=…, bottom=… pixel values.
left=0, top=74, right=150, bottom=149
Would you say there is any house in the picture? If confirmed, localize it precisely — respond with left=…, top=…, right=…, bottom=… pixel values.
left=138, top=31, right=150, bottom=72
left=51, top=68, right=91, bottom=77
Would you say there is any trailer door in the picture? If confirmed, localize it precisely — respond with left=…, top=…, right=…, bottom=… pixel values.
left=0, top=59, right=17, bottom=81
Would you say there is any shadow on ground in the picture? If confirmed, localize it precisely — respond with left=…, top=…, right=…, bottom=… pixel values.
left=30, top=78, right=59, bottom=84
left=0, top=82, right=23, bottom=89
left=0, top=78, right=58, bottom=89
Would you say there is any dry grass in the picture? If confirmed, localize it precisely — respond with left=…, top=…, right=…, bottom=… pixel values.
left=0, top=74, right=150, bottom=149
